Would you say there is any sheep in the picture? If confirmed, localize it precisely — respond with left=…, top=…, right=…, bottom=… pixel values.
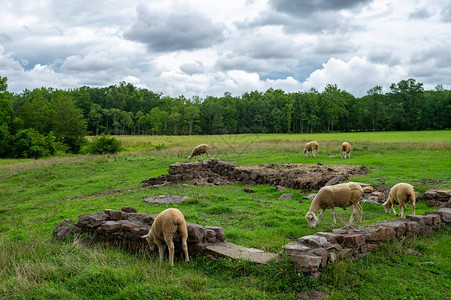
left=383, top=183, right=416, bottom=218
left=341, top=142, right=351, bottom=159
left=188, top=144, right=211, bottom=162
left=303, top=141, right=319, bottom=158
left=305, top=182, right=364, bottom=228
left=141, top=208, right=189, bottom=266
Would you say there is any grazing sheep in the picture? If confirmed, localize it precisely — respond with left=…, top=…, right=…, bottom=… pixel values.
left=383, top=183, right=416, bottom=218
left=341, top=142, right=351, bottom=159
left=188, top=144, right=211, bottom=162
left=305, top=182, right=364, bottom=228
left=141, top=208, right=189, bottom=266
left=303, top=141, right=319, bottom=158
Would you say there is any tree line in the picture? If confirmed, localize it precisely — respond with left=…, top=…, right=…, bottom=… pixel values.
left=0, top=75, right=450, bottom=157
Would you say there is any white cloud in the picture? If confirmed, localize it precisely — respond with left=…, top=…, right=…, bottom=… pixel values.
left=303, top=57, right=407, bottom=96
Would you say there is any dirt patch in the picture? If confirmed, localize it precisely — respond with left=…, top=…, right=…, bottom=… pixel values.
left=142, top=159, right=369, bottom=193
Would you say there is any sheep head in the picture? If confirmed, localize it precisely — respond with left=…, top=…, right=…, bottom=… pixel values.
left=142, top=231, right=157, bottom=252
left=305, top=212, right=319, bottom=228
left=382, top=201, right=391, bottom=214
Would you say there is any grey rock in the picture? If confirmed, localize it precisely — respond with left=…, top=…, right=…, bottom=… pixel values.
left=297, top=235, right=328, bottom=248
left=303, top=193, right=317, bottom=200
left=279, top=194, right=294, bottom=200
left=325, top=176, right=343, bottom=186
left=205, top=242, right=277, bottom=264
left=144, top=195, right=191, bottom=204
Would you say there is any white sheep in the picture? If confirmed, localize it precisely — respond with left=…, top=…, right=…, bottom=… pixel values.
left=341, top=142, right=351, bottom=159
left=383, top=183, right=416, bottom=218
left=141, top=208, right=189, bottom=266
left=303, top=141, right=319, bottom=158
left=305, top=182, right=364, bottom=228
left=188, top=144, right=211, bottom=162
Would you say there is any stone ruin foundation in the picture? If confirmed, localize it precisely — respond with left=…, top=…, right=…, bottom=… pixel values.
left=141, top=159, right=369, bottom=192
left=54, top=206, right=451, bottom=275
left=53, top=159, right=450, bottom=275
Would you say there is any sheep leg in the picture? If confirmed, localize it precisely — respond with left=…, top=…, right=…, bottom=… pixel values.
left=401, top=203, right=407, bottom=218
left=391, top=204, right=398, bottom=216
left=357, top=203, right=363, bottom=223
left=412, top=203, right=415, bottom=216
left=349, top=205, right=356, bottom=224
left=154, top=238, right=166, bottom=263
left=331, top=208, right=336, bottom=226
left=164, top=236, right=175, bottom=266
left=182, top=240, right=189, bottom=262
left=318, top=209, right=325, bottom=222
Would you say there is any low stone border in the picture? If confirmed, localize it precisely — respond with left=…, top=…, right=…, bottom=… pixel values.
left=282, top=208, right=451, bottom=275
left=54, top=207, right=451, bottom=275
left=53, top=206, right=226, bottom=256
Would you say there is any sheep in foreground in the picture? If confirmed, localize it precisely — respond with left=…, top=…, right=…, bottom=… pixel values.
left=383, top=183, right=416, bottom=218
left=305, top=182, right=364, bottom=228
left=141, top=208, right=189, bottom=266
left=341, top=142, right=351, bottom=159
left=188, top=144, right=211, bottom=162
left=303, top=141, right=319, bottom=158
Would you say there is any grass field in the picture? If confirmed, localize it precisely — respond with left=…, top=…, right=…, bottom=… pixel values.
left=0, top=131, right=450, bottom=299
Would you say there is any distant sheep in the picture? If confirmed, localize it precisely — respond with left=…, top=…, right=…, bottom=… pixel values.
left=383, top=183, right=416, bottom=218
left=341, top=142, right=351, bottom=159
left=303, top=141, right=319, bottom=158
left=188, top=144, right=211, bottom=162
left=141, top=208, right=189, bottom=266
left=305, top=182, right=364, bottom=228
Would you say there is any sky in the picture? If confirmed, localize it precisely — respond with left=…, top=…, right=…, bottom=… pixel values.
left=1, top=0, right=450, bottom=98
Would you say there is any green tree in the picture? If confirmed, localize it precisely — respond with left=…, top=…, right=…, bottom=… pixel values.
left=51, top=92, right=87, bottom=152
left=150, top=107, right=164, bottom=134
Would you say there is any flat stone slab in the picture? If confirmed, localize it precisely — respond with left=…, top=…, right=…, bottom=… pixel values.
left=205, top=242, right=277, bottom=264
left=144, top=195, right=191, bottom=204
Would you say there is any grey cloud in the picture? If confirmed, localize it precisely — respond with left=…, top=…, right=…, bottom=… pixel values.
left=61, top=54, right=128, bottom=72
left=180, top=61, right=204, bottom=75
left=312, top=37, right=357, bottom=55
left=368, top=51, right=401, bottom=66
left=0, top=33, right=12, bottom=43
left=125, top=5, right=225, bottom=52
left=410, top=46, right=451, bottom=68
left=235, top=33, right=300, bottom=59
left=269, top=0, right=374, bottom=17
left=441, top=7, right=451, bottom=22
left=216, top=55, right=297, bottom=75
left=409, top=8, right=432, bottom=19
left=238, top=9, right=365, bottom=34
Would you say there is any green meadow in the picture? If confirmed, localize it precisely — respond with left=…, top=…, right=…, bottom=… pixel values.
left=0, top=131, right=450, bottom=299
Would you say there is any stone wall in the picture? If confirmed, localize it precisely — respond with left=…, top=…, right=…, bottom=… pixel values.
left=53, top=206, right=225, bottom=257
left=142, top=159, right=368, bottom=192
left=423, top=189, right=451, bottom=207
left=282, top=208, right=451, bottom=275
left=54, top=207, right=451, bottom=275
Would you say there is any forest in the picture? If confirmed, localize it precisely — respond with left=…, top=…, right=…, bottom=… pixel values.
left=0, top=75, right=450, bottom=157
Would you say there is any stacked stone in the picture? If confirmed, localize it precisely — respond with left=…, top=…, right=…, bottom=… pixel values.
left=142, top=159, right=237, bottom=186
left=423, top=189, right=451, bottom=207
left=282, top=208, right=451, bottom=274
left=53, top=206, right=226, bottom=257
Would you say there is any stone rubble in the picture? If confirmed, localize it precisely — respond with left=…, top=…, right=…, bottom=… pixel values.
left=423, top=189, right=451, bottom=207
left=141, top=159, right=368, bottom=192
left=282, top=208, right=450, bottom=273
left=53, top=196, right=451, bottom=274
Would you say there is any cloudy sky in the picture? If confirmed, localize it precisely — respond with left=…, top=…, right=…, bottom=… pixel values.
left=1, top=0, right=450, bottom=97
